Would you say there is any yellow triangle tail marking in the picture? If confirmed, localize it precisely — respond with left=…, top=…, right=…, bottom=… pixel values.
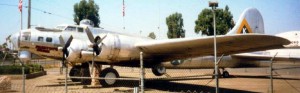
left=236, top=18, right=253, bottom=34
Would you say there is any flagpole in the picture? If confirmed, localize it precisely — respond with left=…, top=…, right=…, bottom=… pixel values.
left=122, top=0, right=125, bottom=31
left=19, top=0, right=25, bottom=92
left=21, top=8, right=22, bottom=30
left=18, top=0, right=22, bottom=49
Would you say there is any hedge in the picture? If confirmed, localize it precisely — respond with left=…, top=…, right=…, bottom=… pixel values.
left=0, top=64, right=44, bottom=74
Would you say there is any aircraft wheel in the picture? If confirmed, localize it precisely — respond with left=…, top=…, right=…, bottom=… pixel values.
left=222, top=71, right=230, bottom=78
left=99, top=68, right=119, bottom=87
left=69, top=66, right=81, bottom=82
left=152, top=65, right=166, bottom=76
left=80, top=63, right=91, bottom=85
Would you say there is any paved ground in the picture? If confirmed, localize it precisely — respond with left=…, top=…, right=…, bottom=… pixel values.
left=2, top=62, right=300, bottom=93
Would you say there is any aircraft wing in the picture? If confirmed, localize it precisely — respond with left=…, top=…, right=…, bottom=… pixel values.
left=135, top=34, right=290, bottom=61
left=232, top=53, right=300, bottom=61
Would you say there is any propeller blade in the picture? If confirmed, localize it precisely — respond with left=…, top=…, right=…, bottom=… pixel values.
left=85, top=27, right=95, bottom=43
left=61, top=35, right=73, bottom=67
left=59, top=35, right=65, bottom=46
left=62, top=35, right=73, bottom=57
left=93, top=35, right=106, bottom=56
left=62, top=53, right=66, bottom=67
left=93, top=43, right=101, bottom=56
left=97, top=34, right=107, bottom=44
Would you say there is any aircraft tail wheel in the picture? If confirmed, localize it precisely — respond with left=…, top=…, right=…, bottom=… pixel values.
left=152, top=65, right=166, bottom=76
left=99, top=68, right=119, bottom=87
left=222, top=71, right=230, bottom=78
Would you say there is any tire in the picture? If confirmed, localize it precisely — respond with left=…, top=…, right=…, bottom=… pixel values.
left=151, top=65, right=166, bottom=76
left=99, top=68, right=119, bottom=87
left=69, top=66, right=81, bottom=82
left=80, top=66, right=91, bottom=85
left=222, top=71, right=230, bottom=78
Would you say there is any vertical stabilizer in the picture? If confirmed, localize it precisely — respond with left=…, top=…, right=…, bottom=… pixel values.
left=226, top=8, right=264, bottom=35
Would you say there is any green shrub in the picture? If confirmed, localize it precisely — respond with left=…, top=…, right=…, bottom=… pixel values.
left=0, top=64, right=44, bottom=74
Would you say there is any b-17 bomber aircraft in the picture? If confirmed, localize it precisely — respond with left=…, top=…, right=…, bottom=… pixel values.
left=11, top=8, right=290, bottom=86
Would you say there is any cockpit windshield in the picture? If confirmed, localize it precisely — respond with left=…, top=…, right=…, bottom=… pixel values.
left=65, top=26, right=76, bottom=31
left=56, top=26, right=66, bottom=30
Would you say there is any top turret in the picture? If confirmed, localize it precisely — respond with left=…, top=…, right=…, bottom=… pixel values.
left=80, top=19, right=94, bottom=28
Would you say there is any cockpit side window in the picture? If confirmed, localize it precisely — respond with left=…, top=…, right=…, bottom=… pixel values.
left=22, top=32, right=31, bottom=41
left=46, top=37, right=52, bottom=42
left=78, top=27, right=84, bottom=32
left=65, top=26, right=76, bottom=31
left=38, top=37, right=44, bottom=42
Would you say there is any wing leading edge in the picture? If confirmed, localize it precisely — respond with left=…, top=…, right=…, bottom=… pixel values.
left=135, top=34, right=290, bottom=61
left=232, top=53, right=300, bottom=61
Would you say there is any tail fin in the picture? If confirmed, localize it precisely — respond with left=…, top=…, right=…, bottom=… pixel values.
left=226, top=8, right=264, bottom=35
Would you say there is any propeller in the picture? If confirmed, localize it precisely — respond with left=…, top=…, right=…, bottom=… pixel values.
left=85, top=27, right=107, bottom=73
left=59, top=35, right=73, bottom=67
left=85, top=27, right=106, bottom=56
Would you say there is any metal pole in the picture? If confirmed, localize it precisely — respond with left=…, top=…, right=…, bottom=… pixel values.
left=140, top=52, right=144, bottom=93
left=27, top=0, right=31, bottom=29
left=270, top=52, right=278, bottom=93
left=22, top=66, right=25, bottom=93
left=65, top=65, right=68, bottom=93
left=213, top=6, right=219, bottom=93
left=20, top=1, right=24, bottom=92
left=21, top=5, right=22, bottom=30
left=209, top=2, right=219, bottom=92
left=270, top=60, right=273, bottom=93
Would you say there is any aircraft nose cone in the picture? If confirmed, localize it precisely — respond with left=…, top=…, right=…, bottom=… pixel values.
left=10, top=32, right=20, bottom=50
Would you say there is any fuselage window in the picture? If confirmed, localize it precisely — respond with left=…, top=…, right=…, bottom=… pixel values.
left=38, top=37, right=44, bottom=42
left=46, top=37, right=52, bottom=42
left=65, top=26, right=76, bottom=31
left=78, top=27, right=84, bottom=32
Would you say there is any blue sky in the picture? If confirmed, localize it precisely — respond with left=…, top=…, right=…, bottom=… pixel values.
left=0, top=0, right=299, bottom=44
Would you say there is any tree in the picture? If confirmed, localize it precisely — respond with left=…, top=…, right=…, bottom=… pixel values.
left=166, top=12, right=185, bottom=39
left=73, top=0, right=100, bottom=27
left=194, top=5, right=235, bottom=36
left=2, top=43, right=7, bottom=49
left=148, top=32, right=156, bottom=39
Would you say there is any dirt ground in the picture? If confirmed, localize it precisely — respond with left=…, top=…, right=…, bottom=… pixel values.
left=1, top=62, right=300, bottom=93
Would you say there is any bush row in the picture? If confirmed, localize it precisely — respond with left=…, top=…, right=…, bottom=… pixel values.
left=0, top=64, right=44, bottom=74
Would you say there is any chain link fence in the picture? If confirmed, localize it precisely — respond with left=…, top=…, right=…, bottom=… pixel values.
left=1, top=59, right=300, bottom=93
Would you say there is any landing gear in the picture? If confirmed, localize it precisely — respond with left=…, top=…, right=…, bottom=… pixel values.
left=212, top=69, right=221, bottom=79
left=212, top=68, right=230, bottom=78
left=69, top=63, right=120, bottom=87
left=151, top=65, right=166, bottom=76
left=69, top=66, right=81, bottom=82
left=222, top=71, right=230, bottom=78
left=99, top=68, right=119, bottom=87
left=69, top=63, right=91, bottom=85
